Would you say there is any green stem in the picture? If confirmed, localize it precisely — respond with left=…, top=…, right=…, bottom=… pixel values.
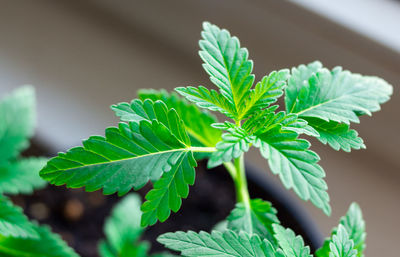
left=233, top=154, right=251, bottom=207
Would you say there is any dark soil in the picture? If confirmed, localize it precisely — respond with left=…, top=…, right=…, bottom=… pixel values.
left=14, top=141, right=321, bottom=257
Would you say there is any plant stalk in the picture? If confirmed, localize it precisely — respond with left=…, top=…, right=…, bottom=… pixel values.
left=233, top=154, right=251, bottom=207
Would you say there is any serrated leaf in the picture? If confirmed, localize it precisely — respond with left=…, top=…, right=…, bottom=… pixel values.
left=304, top=118, right=365, bottom=152
left=141, top=151, right=196, bottom=226
left=0, top=86, right=36, bottom=161
left=207, top=127, right=253, bottom=168
left=241, top=69, right=290, bottom=119
left=329, top=225, right=358, bottom=257
left=339, top=203, right=366, bottom=256
left=158, top=230, right=284, bottom=257
left=316, top=203, right=366, bottom=257
left=199, top=22, right=255, bottom=119
left=227, top=198, right=279, bottom=243
left=126, top=89, right=221, bottom=148
left=0, top=196, right=38, bottom=239
left=286, top=62, right=393, bottom=124
left=273, top=224, right=312, bottom=257
left=40, top=114, right=195, bottom=196
left=285, top=61, right=323, bottom=112
left=175, top=86, right=235, bottom=119
left=0, top=157, right=47, bottom=195
left=254, top=122, right=330, bottom=215
left=110, top=99, right=190, bottom=145
left=0, top=224, right=79, bottom=257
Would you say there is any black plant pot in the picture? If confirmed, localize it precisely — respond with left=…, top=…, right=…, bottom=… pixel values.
left=18, top=141, right=323, bottom=257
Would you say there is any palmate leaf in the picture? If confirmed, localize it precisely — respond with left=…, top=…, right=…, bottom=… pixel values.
left=158, top=230, right=285, bottom=257
left=286, top=62, right=392, bottom=124
left=208, top=126, right=254, bottom=168
left=254, top=123, right=330, bottom=215
left=227, top=199, right=279, bottom=243
left=40, top=119, right=190, bottom=195
left=0, top=196, right=38, bottom=239
left=241, top=69, right=290, bottom=119
left=0, top=225, right=79, bottom=257
left=198, top=22, right=255, bottom=119
left=273, top=224, right=312, bottom=257
left=329, top=225, right=358, bottom=257
left=304, top=118, right=365, bottom=152
left=316, top=203, right=366, bottom=257
left=0, top=157, right=47, bottom=195
left=41, top=101, right=204, bottom=226
left=175, top=86, right=235, bottom=119
left=0, top=86, right=36, bottom=161
left=117, top=89, right=222, bottom=148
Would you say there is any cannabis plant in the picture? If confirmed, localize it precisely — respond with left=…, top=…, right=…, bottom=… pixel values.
left=39, top=22, right=392, bottom=256
left=0, top=87, right=79, bottom=256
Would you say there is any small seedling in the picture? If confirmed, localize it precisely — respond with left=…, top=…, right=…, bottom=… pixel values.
left=4, top=21, right=392, bottom=256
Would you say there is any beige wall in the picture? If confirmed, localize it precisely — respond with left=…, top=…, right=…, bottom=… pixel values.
left=0, top=0, right=398, bottom=255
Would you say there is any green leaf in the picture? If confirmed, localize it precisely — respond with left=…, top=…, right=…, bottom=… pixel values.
left=175, top=86, right=235, bottom=119
left=208, top=126, right=253, bottom=168
left=286, top=62, right=393, bottom=124
left=273, top=224, right=312, bottom=257
left=40, top=114, right=195, bottom=196
left=0, top=86, right=36, bottom=161
left=254, top=122, right=330, bottom=215
left=304, top=118, right=365, bottom=152
left=110, top=99, right=190, bottom=145
left=285, top=61, right=323, bottom=112
left=339, top=203, right=366, bottom=256
left=227, top=198, right=279, bottom=243
left=242, top=69, right=290, bottom=119
left=157, top=230, right=284, bottom=257
left=133, top=89, right=221, bottom=148
left=100, top=194, right=144, bottom=256
left=0, top=158, right=47, bottom=195
left=141, top=151, right=196, bottom=226
left=199, top=22, right=255, bottom=119
left=0, top=224, right=79, bottom=257
left=0, top=196, right=38, bottom=239
left=317, top=203, right=366, bottom=257
left=329, top=225, right=358, bottom=257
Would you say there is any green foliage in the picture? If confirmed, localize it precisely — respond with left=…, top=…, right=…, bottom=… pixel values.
left=141, top=151, right=196, bottom=226
left=158, top=230, right=284, bottom=257
left=175, top=86, right=235, bottom=119
left=253, top=115, right=330, bottom=215
left=0, top=224, right=79, bottom=257
left=227, top=199, right=279, bottom=243
left=41, top=100, right=204, bottom=226
left=38, top=22, right=388, bottom=256
left=273, top=224, right=312, bottom=257
left=316, top=203, right=366, bottom=257
left=0, top=87, right=78, bottom=256
left=136, top=89, right=222, bottom=148
left=329, top=225, right=358, bottom=257
left=304, top=118, right=365, bottom=152
left=0, top=158, right=47, bottom=195
left=208, top=126, right=253, bottom=168
left=99, top=193, right=172, bottom=257
left=198, top=22, right=255, bottom=120
left=286, top=61, right=392, bottom=152
left=242, top=69, right=289, bottom=118
left=0, top=196, right=38, bottom=239
left=0, top=86, right=36, bottom=160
